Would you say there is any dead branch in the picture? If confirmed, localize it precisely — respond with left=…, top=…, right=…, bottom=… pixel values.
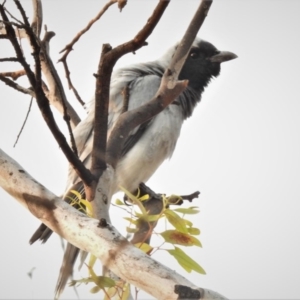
left=0, top=57, right=18, bottom=62
left=0, top=74, right=34, bottom=96
left=0, top=69, right=26, bottom=80
left=31, top=0, right=42, bottom=37
left=13, top=97, right=33, bottom=147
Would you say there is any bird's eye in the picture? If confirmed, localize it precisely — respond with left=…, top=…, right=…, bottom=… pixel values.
left=189, top=49, right=199, bottom=59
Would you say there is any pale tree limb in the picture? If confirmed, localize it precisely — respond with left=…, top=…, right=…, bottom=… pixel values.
left=0, top=148, right=228, bottom=300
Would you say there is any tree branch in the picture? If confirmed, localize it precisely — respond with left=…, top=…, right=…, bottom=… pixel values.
left=0, top=2, right=93, bottom=187
left=58, top=0, right=118, bottom=106
left=0, top=148, right=227, bottom=300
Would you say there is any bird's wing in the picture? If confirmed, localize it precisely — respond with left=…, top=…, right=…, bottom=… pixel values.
left=65, top=64, right=163, bottom=190
left=107, top=66, right=163, bottom=156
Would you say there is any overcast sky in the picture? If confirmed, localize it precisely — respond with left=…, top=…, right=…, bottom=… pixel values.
left=1, top=0, right=300, bottom=299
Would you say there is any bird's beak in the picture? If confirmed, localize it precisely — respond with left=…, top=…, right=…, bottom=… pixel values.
left=209, top=51, right=238, bottom=63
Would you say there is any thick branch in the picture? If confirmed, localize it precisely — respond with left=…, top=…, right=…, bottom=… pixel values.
left=0, top=148, right=227, bottom=300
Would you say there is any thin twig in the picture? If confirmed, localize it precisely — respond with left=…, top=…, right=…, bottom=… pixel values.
left=13, top=97, right=33, bottom=147
left=121, top=85, right=130, bottom=114
left=0, top=74, right=34, bottom=95
left=58, top=0, right=118, bottom=106
left=0, top=69, right=26, bottom=80
left=0, top=57, right=18, bottom=62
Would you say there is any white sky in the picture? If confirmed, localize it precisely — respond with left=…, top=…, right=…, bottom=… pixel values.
left=0, top=0, right=300, bottom=299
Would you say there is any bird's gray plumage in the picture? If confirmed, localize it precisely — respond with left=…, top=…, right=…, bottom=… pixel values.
left=29, top=37, right=237, bottom=299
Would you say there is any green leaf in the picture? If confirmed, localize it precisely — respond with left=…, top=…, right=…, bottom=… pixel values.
left=70, top=276, right=115, bottom=289
left=161, top=230, right=202, bottom=247
left=139, top=214, right=161, bottom=222
left=126, top=226, right=138, bottom=233
left=187, top=227, right=201, bottom=235
left=164, top=209, right=188, bottom=233
left=120, top=186, right=147, bottom=215
left=123, top=217, right=138, bottom=225
left=183, top=218, right=193, bottom=227
left=90, top=286, right=101, bottom=294
left=174, top=207, right=200, bottom=215
left=88, top=254, right=97, bottom=269
left=167, top=247, right=206, bottom=274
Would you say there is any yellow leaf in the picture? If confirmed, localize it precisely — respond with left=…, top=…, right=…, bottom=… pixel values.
left=88, top=254, right=97, bottom=269
left=121, top=283, right=131, bottom=300
left=123, top=217, right=138, bottom=225
left=161, top=230, right=202, bottom=247
left=187, top=227, right=201, bottom=235
left=126, top=226, right=138, bottom=233
left=135, top=242, right=153, bottom=253
left=174, top=207, right=200, bottom=215
left=120, top=186, right=147, bottom=215
left=90, top=285, right=101, bottom=294
left=164, top=209, right=188, bottom=233
left=115, top=198, right=125, bottom=205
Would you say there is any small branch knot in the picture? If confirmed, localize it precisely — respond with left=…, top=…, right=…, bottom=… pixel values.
left=98, top=218, right=108, bottom=228
left=174, top=285, right=201, bottom=299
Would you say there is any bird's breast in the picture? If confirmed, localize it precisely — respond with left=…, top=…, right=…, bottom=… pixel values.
left=113, top=105, right=184, bottom=193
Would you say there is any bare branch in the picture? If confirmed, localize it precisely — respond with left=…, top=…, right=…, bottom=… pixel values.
left=58, top=0, right=118, bottom=106
left=31, top=0, right=42, bottom=37
left=0, top=69, right=26, bottom=80
left=0, top=2, right=93, bottom=187
left=13, top=97, right=33, bottom=147
left=0, top=57, right=18, bottom=62
left=0, top=74, right=34, bottom=96
left=59, top=0, right=117, bottom=58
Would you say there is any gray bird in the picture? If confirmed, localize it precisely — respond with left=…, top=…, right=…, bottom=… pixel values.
left=30, top=37, right=237, bottom=298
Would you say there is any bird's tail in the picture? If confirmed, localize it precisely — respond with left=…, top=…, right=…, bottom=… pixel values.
left=54, top=243, right=80, bottom=300
left=29, top=181, right=86, bottom=299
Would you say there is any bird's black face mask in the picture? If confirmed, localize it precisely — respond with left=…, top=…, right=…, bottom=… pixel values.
left=179, top=40, right=237, bottom=91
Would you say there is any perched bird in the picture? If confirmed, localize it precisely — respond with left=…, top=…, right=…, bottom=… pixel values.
left=30, top=37, right=237, bottom=298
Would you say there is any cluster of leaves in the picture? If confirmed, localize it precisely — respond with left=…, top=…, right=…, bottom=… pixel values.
left=68, top=188, right=204, bottom=299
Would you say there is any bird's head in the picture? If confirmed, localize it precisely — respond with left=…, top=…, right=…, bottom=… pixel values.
left=178, top=38, right=237, bottom=91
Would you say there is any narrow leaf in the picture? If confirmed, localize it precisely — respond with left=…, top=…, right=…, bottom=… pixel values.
left=174, top=207, right=200, bottom=214
left=167, top=247, right=206, bottom=274
left=188, top=227, right=201, bottom=235
left=135, top=242, right=153, bottom=253
left=161, top=230, right=202, bottom=247
left=164, top=209, right=188, bottom=233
